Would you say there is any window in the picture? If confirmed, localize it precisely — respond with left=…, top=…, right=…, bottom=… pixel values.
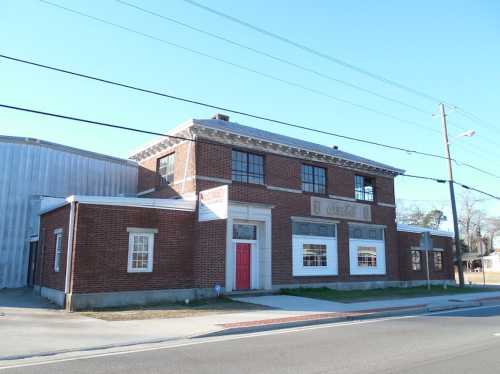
left=127, top=230, right=155, bottom=273
left=292, top=220, right=338, bottom=276
left=301, top=165, right=326, bottom=194
left=158, top=153, right=175, bottom=185
left=231, top=150, right=264, bottom=184
left=348, top=225, right=383, bottom=240
left=410, top=250, right=422, bottom=271
left=355, top=175, right=374, bottom=201
left=303, top=244, right=327, bottom=267
left=292, top=221, right=336, bottom=237
left=433, top=251, right=443, bottom=271
left=233, top=224, right=257, bottom=240
left=357, top=247, right=377, bottom=267
left=54, top=230, right=63, bottom=272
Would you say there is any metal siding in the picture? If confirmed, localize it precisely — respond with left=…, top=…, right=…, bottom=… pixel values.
left=0, top=139, right=138, bottom=288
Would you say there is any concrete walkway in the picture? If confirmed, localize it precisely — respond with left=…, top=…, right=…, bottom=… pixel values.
left=230, top=290, right=500, bottom=313
left=2, top=288, right=500, bottom=364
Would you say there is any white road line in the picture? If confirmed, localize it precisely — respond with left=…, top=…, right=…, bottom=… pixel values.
left=1, top=304, right=499, bottom=371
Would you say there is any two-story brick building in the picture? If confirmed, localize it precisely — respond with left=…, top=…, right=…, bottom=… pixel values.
left=35, top=114, right=455, bottom=310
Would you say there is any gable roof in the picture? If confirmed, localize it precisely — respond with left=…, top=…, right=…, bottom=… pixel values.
left=130, top=117, right=405, bottom=175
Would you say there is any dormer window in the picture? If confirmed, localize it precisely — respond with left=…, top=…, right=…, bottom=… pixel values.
left=158, top=153, right=175, bottom=185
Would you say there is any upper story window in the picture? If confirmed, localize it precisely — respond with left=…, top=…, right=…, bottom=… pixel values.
left=355, top=175, right=374, bottom=201
left=231, top=150, right=264, bottom=184
left=301, top=165, right=326, bottom=194
left=158, top=153, right=175, bottom=185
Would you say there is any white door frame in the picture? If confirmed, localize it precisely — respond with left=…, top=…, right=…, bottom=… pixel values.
left=225, top=202, right=273, bottom=292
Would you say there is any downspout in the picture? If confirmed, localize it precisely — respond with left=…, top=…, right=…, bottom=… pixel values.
left=64, top=200, right=76, bottom=309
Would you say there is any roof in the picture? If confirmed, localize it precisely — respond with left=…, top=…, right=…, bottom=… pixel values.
left=397, top=224, right=454, bottom=238
left=39, top=195, right=196, bottom=215
left=0, top=135, right=137, bottom=167
left=129, top=118, right=405, bottom=175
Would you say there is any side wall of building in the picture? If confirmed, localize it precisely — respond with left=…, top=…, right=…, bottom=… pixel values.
left=70, top=204, right=195, bottom=294
left=397, top=231, right=454, bottom=281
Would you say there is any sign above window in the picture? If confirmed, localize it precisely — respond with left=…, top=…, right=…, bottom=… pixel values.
left=311, top=196, right=371, bottom=222
left=198, top=185, right=228, bottom=222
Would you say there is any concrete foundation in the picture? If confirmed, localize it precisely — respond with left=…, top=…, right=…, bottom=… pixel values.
left=67, top=287, right=222, bottom=311
left=35, top=285, right=65, bottom=307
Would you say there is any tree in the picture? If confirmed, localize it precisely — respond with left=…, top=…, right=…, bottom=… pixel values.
left=396, top=203, right=447, bottom=229
left=458, top=192, right=487, bottom=254
left=421, top=209, right=447, bottom=229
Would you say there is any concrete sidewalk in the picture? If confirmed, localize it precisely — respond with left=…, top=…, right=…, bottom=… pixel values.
left=2, top=288, right=500, bottom=364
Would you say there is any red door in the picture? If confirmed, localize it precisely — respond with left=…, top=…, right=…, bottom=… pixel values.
left=235, top=243, right=251, bottom=290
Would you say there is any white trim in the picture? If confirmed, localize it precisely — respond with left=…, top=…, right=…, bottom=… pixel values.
left=29, top=236, right=39, bottom=242
left=328, top=194, right=356, bottom=202
left=64, top=202, right=76, bottom=294
left=41, top=195, right=196, bottom=215
left=53, top=228, right=63, bottom=234
left=127, top=231, right=155, bottom=273
left=196, top=175, right=233, bottom=184
left=137, top=188, right=155, bottom=196
left=349, top=238, right=386, bottom=275
left=292, top=235, right=338, bottom=276
left=397, top=224, right=454, bottom=238
left=266, top=185, right=302, bottom=194
left=291, top=216, right=339, bottom=225
left=378, top=202, right=396, bottom=208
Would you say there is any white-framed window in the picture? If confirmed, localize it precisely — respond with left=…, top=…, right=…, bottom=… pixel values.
left=349, top=224, right=386, bottom=275
left=292, top=220, right=338, bottom=276
left=158, top=153, right=175, bottom=185
left=54, top=229, right=63, bottom=272
left=127, top=228, right=156, bottom=273
left=410, top=250, right=422, bottom=271
left=433, top=251, right=443, bottom=271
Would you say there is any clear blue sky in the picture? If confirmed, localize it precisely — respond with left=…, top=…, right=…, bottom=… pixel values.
left=1, top=0, right=499, bottom=226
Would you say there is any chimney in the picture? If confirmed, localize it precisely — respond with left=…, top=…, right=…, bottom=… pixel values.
left=212, top=113, right=230, bottom=122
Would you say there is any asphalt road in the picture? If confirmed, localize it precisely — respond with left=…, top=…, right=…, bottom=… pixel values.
left=3, top=305, right=500, bottom=374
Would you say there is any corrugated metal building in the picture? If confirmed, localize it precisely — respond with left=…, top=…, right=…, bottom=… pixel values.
left=0, top=136, right=138, bottom=288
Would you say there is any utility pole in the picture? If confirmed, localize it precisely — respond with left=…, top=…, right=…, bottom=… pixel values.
left=439, top=103, right=465, bottom=287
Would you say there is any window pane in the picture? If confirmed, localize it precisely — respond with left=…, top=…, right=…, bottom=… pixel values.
left=355, top=175, right=374, bottom=201
left=132, top=234, right=150, bottom=269
left=433, top=252, right=443, bottom=271
left=357, top=246, right=377, bottom=267
left=349, top=225, right=383, bottom=240
left=303, top=244, right=327, bottom=267
left=292, top=222, right=336, bottom=237
left=232, top=150, right=264, bottom=184
left=158, top=154, right=175, bottom=184
left=301, top=165, right=326, bottom=194
left=233, top=224, right=257, bottom=240
left=410, top=250, right=421, bottom=271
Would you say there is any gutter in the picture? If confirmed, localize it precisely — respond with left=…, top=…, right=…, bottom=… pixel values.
left=64, top=201, right=77, bottom=306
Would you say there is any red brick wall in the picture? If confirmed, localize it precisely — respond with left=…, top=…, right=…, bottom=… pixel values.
left=398, top=231, right=454, bottom=281
left=138, top=141, right=196, bottom=198
left=69, top=204, right=195, bottom=293
left=36, top=205, right=70, bottom=291
left=193, top=141, right=399, bottom=287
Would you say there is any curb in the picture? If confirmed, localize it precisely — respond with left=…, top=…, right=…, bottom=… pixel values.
left=199, top=299, right=497, bottom=337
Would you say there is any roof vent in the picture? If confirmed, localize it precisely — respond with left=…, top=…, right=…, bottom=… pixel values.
left=212, top=113, right=230, bottom=122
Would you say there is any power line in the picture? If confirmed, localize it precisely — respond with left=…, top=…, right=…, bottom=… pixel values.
left=115, top=0, right=431, bottom=116
left=3, top=53, right=500, bottom=181
left=37, top=0, right=440, bottom=134
left=2, top=102, right=498, bottom=200
left=0, top=54, right=446, bottom=159
left=182, top=0, right=447, bottom=105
